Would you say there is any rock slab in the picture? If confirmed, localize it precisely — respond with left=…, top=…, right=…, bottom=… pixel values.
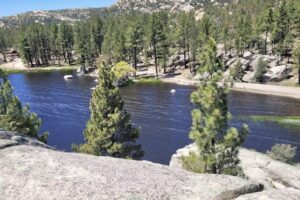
left=170, top=144, right=300, bottom=200
left=0, top=132, right=255, bottom=200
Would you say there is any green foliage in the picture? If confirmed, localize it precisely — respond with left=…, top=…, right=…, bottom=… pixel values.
left=182, top=38, right=248, bottom=175
left=181, top=151, right=205, bottom=173
left=249, top=115, right=300, bottom=128
left=112, top=61, right=135, bottom=80
left=254, top=58, right=267, bottom=83
left=56, top=22, right=74, bottom=65
left=90, top=17, right=104, bottom=56
left=2, top=0, right=299, bottom=77
left=74, top=21, right=93, bottom=66
left=0, top=69, right=48, bottom=142
left=102, top=16, right=127, bottom=64
left=267, top=143, right=297, bottom=164
left=293, top=45, right=300, bottom=85
left=230, top=60, right=244, bottom=81
left=125, top=16, right=144, bottom=70
left=136, top=78, right=162, bottom=84
left=235, top=10, right=253, bottom=55
left=0, top=28, right=7, bottom=62
left=73, top=63, right=144, bottom=159
left=146, top=12, right=170, bottom=77
left=258, top=8, right=274, bottom=54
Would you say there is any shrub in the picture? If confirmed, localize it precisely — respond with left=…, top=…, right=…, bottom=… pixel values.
left=231, top=59, right=244, bottom=81
left=181, top=152, right=206, bottom=173
left=111, top=61, right=136, bottom=80
left=254, top=58, right=267, bottom=83
left=267, top=143, right=297, bottom=164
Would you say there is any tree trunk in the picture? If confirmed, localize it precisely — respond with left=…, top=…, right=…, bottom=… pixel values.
left=183, top=39, right=187, bottom=68
left=3, top=53, right=6, bottom=63
left=133, top=47, right=137, bottom=70
left=153, top=43, right=158, bottom=79
left=265, top=30, right=268, bottom=55
left=298, top=67, right=300, bottom=85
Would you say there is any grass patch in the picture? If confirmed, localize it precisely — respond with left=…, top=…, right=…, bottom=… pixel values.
left=1, top=65, right=78, bottom=74
left=246, top=115, right=300, bottom=127
left=135, top=78, right=162, bottom=84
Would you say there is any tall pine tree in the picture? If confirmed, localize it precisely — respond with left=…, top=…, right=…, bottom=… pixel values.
left=73, top=62, right=144, bottom=159
left=147, top=12, right=169, bottom=78
left=182, top=38, right=248, bottom=175
left=0, top=69, right=48, bottom=142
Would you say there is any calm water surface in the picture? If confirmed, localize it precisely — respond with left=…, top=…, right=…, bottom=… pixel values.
left=8, top=71, right=300, bottom=164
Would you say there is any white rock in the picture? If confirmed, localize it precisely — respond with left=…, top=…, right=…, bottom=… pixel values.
left=0, top=132, right=255, bottom=200
left=226, top=57, right=238, bottom=67
left=243, top=51, right=253, bottom=59
left=242, top=71, right=255, bottom=83
left=64, top=75, right=73, bottom=80
left=170, top=144, right=300, bottom=199
left=263, top=65, right=292, bottom=82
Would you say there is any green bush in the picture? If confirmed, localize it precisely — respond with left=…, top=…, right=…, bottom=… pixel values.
left=181, top=152, right=206, bottom=173
left=254, top=58, right=267, bottom=83
left=267, top=143, right=297, bottom=164
left=231, top=59, right=244, bottom=81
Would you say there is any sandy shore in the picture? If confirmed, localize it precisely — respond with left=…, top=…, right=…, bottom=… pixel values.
left=232, top=82, right=300, bottom=99
left=162, top=75, right=300, bottom=99
left=0, top=59, right=78, bottom=73
left=3, top=59, right=299, bottom=99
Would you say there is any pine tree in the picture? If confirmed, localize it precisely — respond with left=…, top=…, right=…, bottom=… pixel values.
left=293, top=45, right=300, bottom=85
left=90, top=17, right=104, bottom=57
left=231, top=59, right=244, bottom=81
left=19, top=30, right=33, bottom=67
left=102, top=17, right=127, bottom=64
left=147, top=12, right=169, bottom=78
left=200, top=15, right=215, bottom=40
left=74, top=21, right=92, bottom=66
left=187, top=11, right=200, bottom=73
left=260, top=8, right=274, bottom=54
left=273, top=1, right=290, bottom=52
left=235, top=10, right=253, bottom=55
left=181, top=38, right=248, bottom=175
left=126, top=19, right=144, bottom=70
left=255, top=58, right=268, bottom=83
left=57, top=22, right=74, bottom=65
left=176, top=12, right=190, bottom=69
left=0, top=29, right=7, bottom=62
left=0, top=69, right=48, bottom=142
left=73, top=63, right=144, bottom=159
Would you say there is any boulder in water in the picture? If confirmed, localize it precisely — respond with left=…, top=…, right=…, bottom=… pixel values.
left=64, top=75, right=73, bottom=80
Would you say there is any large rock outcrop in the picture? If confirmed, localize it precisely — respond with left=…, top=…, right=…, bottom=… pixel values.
left=170, top=144, right=300, bottom=200
left=116, top=0, right=234, bottom=13
left=0, top=131, right=262, bottom=200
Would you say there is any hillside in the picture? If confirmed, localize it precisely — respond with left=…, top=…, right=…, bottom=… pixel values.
left=0, top=7, right=115, bottom=28
left=0, top=0, right=236, bottom=28
left=117, top=0, right=235, bottom=12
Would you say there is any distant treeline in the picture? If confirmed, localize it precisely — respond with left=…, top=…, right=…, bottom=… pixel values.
left=0, top=0, right=299, bottom=73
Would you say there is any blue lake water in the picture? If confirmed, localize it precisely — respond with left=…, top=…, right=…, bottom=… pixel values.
left=8, top=71, right=300, bottom=164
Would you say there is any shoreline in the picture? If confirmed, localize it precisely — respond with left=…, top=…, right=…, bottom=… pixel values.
left=0, top=65, right=79, bottom=74
left=3, top=63, right=300, bottom=99
left=161, top=77, right=300, bottom=99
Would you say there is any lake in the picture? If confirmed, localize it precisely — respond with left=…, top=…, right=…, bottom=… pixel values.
left=8, top=71, right=300, bottom=164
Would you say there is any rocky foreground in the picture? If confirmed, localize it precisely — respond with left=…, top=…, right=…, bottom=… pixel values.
left=170, top=144, right=300, bottom=200
left=0, top=131, right=299, bottom=199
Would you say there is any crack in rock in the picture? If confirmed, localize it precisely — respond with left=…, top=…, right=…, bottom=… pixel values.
left=213, top=183, right=264, bottom=200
